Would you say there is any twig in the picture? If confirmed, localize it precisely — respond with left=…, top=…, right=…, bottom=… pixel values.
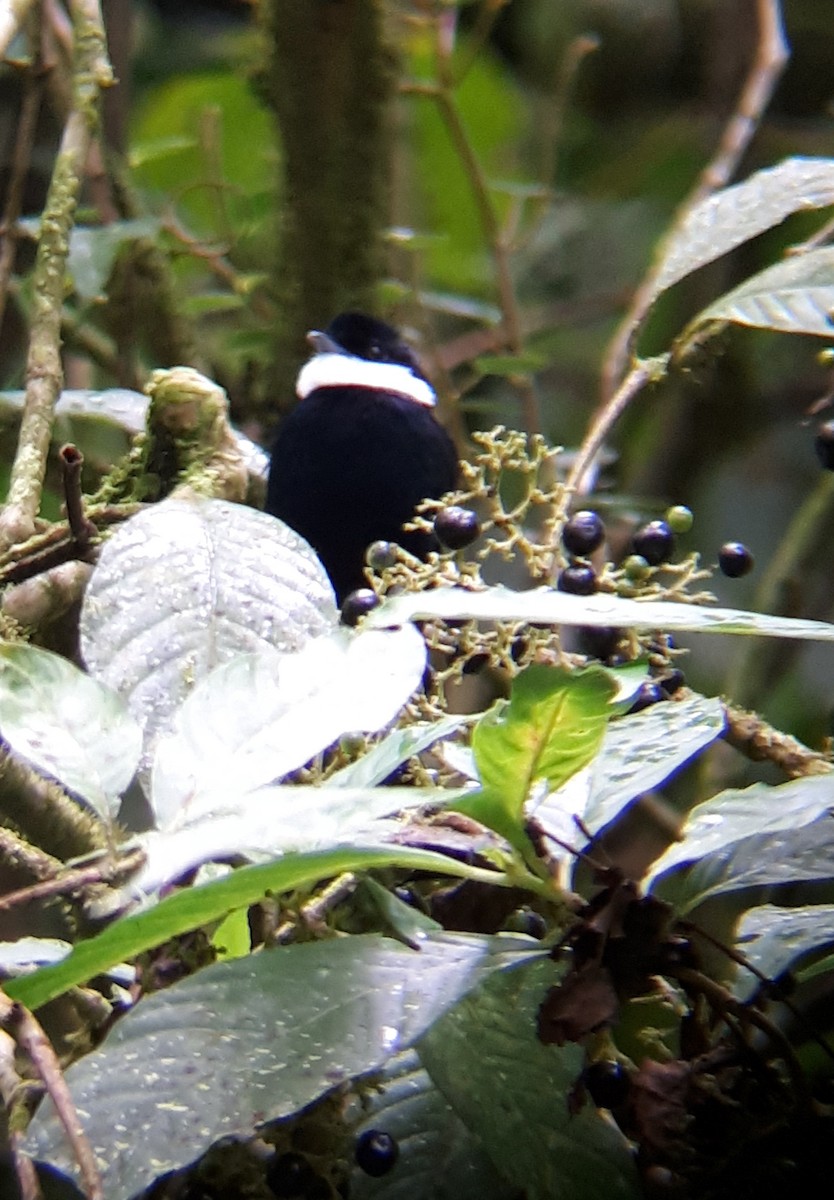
left=0, top=1029, right=42, bottom=1200
left=405, top=3, right=541, bottom=433
left=1, top=999, right=103, bottom=1200
left=0, top=847, right=145, bottom=913
left=600, top=0, right=789, bottom=402
left=0, top=0, right=113, bottom=552
left=565, top=357, right=664, bottom=496
left=59, top=444, right=97, bottom=551
left=0, top=39, right=46, bottom=338
left=272, top=872, right=359, bottom=944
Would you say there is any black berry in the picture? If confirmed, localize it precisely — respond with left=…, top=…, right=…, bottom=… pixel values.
left=266, top=1152, right=317, bottom=1198
left=631, top=520, right=675, bottom=566
left=366, top=540, right=398, bottom=571
left=582, top=1060, right=631, bottom=1109
left=434, top=505, right=480, bottom=550
left=628, top=681, right=665, bottom=713
left=718, top=541, right=754, bottom=578
left=462, top=652, right=490, bottom=675
left=658, top=669, right=685, bottom=697
left=355, top=1130, right=399, bottom=1177
left=557, top=565, right=597, bottom=596
left=340, top=588, right=380, bottom=626
left=815, top=420, right=834, bottom=470
left=562, top=510, right=605, bottom=557
left=578, top=625, right=622, bottom=661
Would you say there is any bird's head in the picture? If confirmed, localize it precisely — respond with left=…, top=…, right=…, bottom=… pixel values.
left=296, top=311, right=436, bottom=408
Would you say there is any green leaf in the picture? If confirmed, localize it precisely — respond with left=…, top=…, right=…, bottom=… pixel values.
left=149, top=624, right=426, bottom=830
left=0, top=643, right=142, bottom=821
left=649, top=156, right=834, bottom=304
left=647, top=773, right=834, bottom=897
left=732, top=904, right=834, bottom=1000
left=365, top=584, right=834, bottom=642
left=584, top=694, right=725, bottom=835
left=419, top=957, right=640, bottom=1200
left=690, top=246, right=834, bottom=337
left=648, top=780, right=834, bottom=917
left=457, top=665, right=615, bottom=845
left=347, top=1050, right=515, bottom=1200
left=4, top=846, right=512, bottom=1012
left=26, top=932, right=541, bottom=1199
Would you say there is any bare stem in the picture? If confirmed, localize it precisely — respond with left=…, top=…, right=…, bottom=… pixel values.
left=419, top=3, right=541, bottom=433
left=0, top=1029, right=42, bottom=1200
left=0, top=0, right=113, bottom=552
left=0, top=36, right=46, bottom=338
left=565, top=358, right=663, bottom=496
left=600, top=0, right=789, bottom=402
left=2, top=1000, right=103, bottom=1199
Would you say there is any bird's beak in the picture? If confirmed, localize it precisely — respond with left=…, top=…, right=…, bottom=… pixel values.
left=307, top=329, right=345, bottom=355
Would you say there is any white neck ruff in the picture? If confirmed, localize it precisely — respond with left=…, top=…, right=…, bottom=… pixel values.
left=296, top=353, right=436, bottom=408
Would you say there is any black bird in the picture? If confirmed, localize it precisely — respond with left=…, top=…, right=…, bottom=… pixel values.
left=266, top=312, right=459, bottom=602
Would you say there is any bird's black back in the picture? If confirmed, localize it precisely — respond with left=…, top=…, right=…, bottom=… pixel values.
left=267, top=384, right=458, bottom=601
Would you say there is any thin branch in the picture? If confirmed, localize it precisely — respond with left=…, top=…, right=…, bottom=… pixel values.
left=3, top=1000, right=103, bottom=1200
left=565, top=357, right=663, bottom=496
left=59, top=443, right=97, bottom=550
left=722, top=702, right=833, bottom=777
left=0, top=0, right=113, bottom=552
left=0, top=847, right=144, bottom=913
left=600, top=0, right=789, bottom=402
left=0, top=1029, right=42, bottom=1200
left=405, top=3, right=541, bottom=433
left=0, top=42, right=46, bottom=337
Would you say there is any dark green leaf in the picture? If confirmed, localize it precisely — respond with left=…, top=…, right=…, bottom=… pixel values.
left=419, top=957, right=640, bottom=1200
left=26, top=933, right=541, bottom=1199
left=5, top=846, right=512, bottom=1011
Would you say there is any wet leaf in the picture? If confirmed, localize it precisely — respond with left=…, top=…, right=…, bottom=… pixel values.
left=0, top=643, right=141, bottom=820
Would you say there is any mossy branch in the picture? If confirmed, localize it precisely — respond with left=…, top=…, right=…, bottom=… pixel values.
left=0, top=0, right=113, bottom=553
left=258, top=0, right=395, bottom=409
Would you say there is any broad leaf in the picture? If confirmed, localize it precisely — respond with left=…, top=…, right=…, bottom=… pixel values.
left=348, top=1049, right=514, bottom=1200
left=25, top=933, right=542, bottom=1199
left=0, top=643, right=141, bottom=820
left=419, top=957, right=640, bottom=1200
left=365, top=585, right=834, bottom=642
left=80, top=497, right=337, bottom=776
left=583, top=694, right=726, bottom=835
left=131, top=784, right=456, bottom=897
left=649, top=811, right=834, bottom=917
left=691, top=246, right=834, bottom=337
left=649, top=156, right=834, bottom=303
left=149, top=624, right=427, bottom=828
left=456, top=665, right=615, bottom=846
left=732, top=904, right=834, bottom=1001
left=646, top=773, right=834, bottom=895
left=5, top=847, right=511, bottom=1012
